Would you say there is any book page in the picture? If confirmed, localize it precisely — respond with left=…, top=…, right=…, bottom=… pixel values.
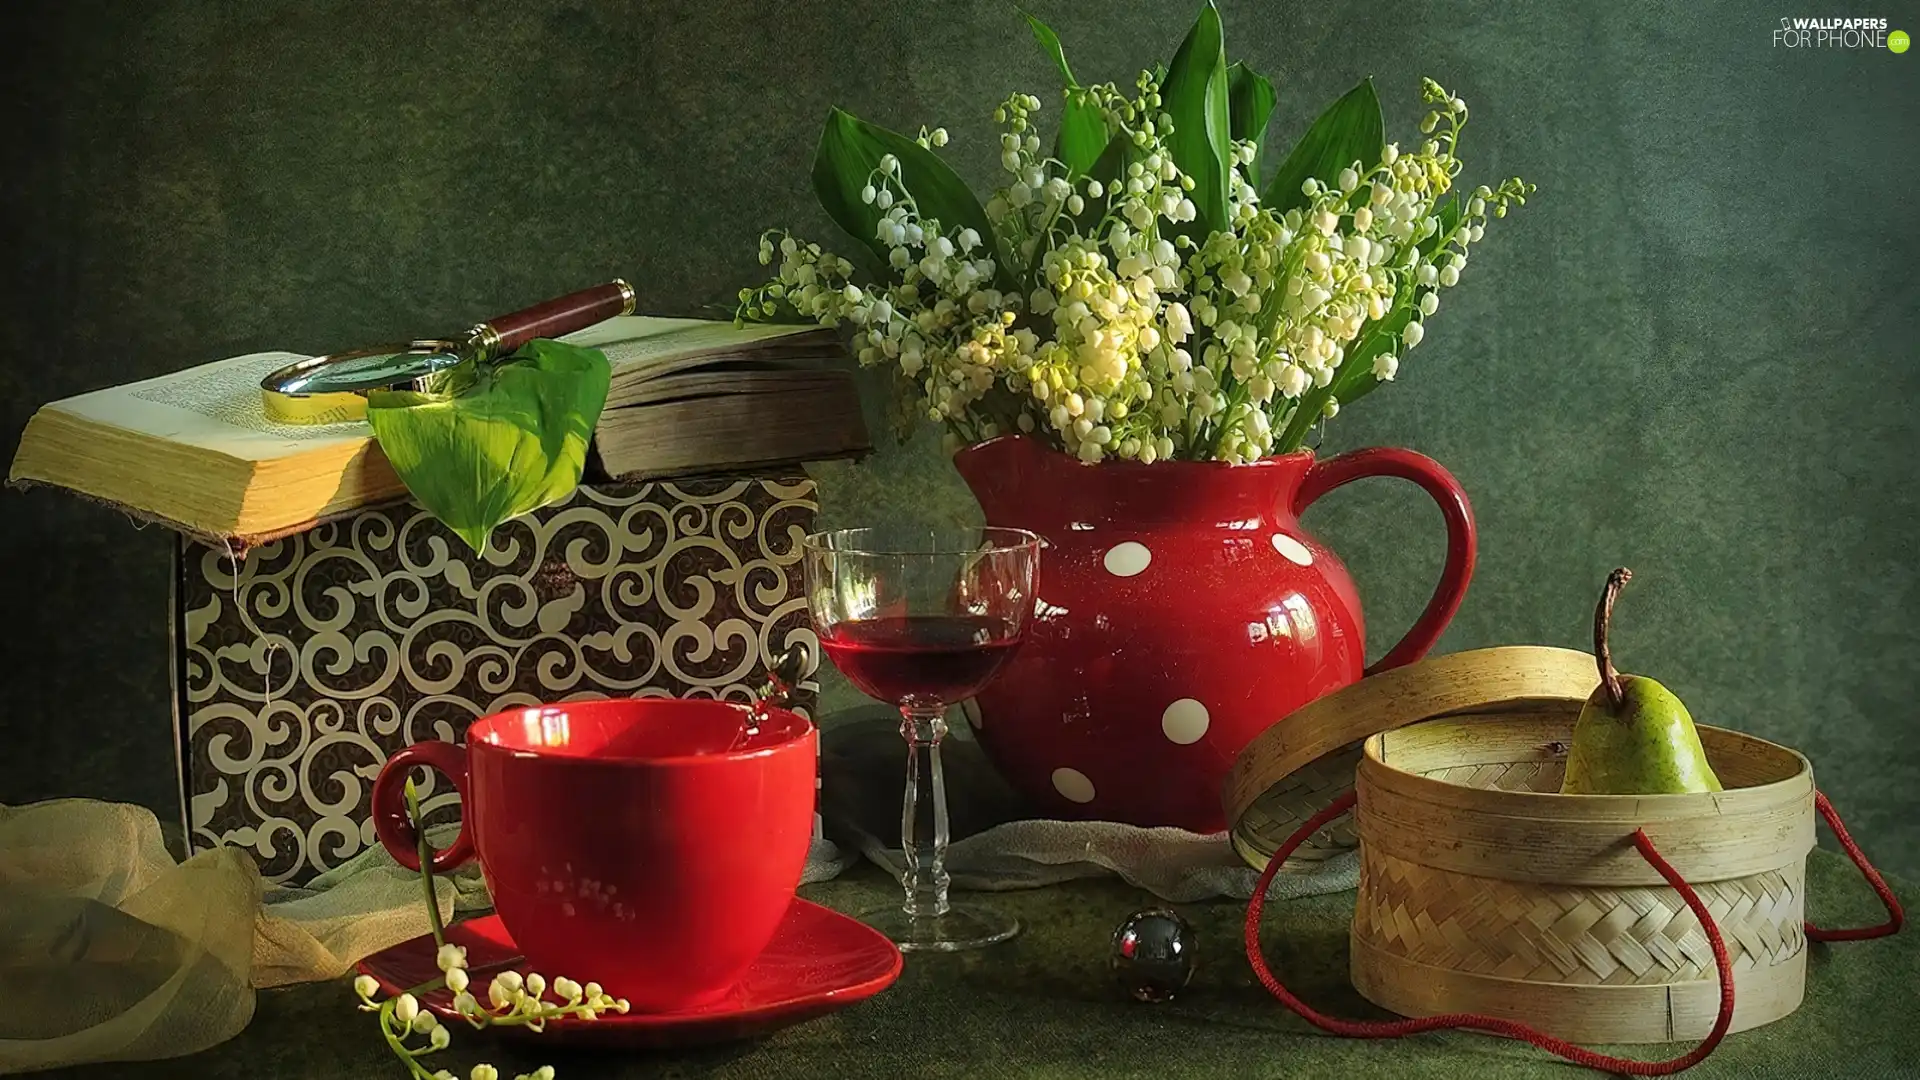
left=23, top=317, right=829, bottom=467
left=563, top=316, right=834, bottom=382
left=40, top=351, right=371, bottom=463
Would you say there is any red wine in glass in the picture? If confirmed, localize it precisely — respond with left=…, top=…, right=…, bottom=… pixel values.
left=803, top=525, right=1040, bottom=952
left=818, top=614, right=1023, bottom=703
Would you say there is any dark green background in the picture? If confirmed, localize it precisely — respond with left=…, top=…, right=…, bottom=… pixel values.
left=2, top=0, right=1915, bottom=876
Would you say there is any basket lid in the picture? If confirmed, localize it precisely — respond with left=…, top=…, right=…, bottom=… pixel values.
left=1222, top=645, right=1601, bottom=870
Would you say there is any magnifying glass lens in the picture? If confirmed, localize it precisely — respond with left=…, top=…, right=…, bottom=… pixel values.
left=282, top=349, right=465, bottom=395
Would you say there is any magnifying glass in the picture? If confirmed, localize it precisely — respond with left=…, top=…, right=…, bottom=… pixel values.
left=260, top=279, right=636, bottom=424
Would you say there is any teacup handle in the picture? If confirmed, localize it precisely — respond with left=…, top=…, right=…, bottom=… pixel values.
left=1295, top=447, right=1477, bottom=676
left=371, top=740, right=476, bottom=874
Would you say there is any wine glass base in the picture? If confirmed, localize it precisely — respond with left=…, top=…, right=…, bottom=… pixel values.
left=860, top=903, right=1019, bottom=952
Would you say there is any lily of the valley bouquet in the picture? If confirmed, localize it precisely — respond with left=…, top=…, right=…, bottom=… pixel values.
left=738, top=3, right=1531, bottom=463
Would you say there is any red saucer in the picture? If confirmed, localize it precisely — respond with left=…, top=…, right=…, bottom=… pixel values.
left=357, top=897, right=902, bottom=1047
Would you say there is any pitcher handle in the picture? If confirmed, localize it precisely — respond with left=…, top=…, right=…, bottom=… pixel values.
left=1295, top=447, right=1476, bottom=676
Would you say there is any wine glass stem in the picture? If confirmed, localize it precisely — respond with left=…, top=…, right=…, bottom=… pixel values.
left=898, top=703, right=951, bottom=919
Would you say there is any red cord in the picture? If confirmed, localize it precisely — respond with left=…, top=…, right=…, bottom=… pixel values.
left=1243, top=784, right=1902, bottom=1075
left=1805, top=790, right=1904, bottom=941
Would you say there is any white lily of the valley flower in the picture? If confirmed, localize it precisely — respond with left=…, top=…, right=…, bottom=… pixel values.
left=735, top=73, right=1528, bottom=463
left=436, top=944, right=468, bottom=973
left=488, top=975, right=518, bottom=1009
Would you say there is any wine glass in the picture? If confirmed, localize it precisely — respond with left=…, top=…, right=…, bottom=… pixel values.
left=804, top=525, right=1041, bottom=951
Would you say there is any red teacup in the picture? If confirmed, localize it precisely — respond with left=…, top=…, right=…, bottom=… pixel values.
left=371, top=698, right=817, bottom=1012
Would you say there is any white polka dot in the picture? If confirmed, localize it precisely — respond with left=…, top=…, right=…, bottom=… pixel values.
left=1161, top=698, right=1210, bottom=744
left=1272, top=533, right=1314, bottom=566
left=1103, top=541, right=1152, bottom=577
left=960, top=699, right=983, bottom=729
left=1052, top=767, right=1096, bottom=803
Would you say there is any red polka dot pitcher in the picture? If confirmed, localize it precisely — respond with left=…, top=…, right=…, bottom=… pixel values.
left=953, top=435, right=1476, bottom=832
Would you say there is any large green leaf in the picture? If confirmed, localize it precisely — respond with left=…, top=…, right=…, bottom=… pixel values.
left=811, top=107, right=1005, bottom=288
left=1021, top=12, right=1107, bottom=178
left=1022, top=9, right=1076, bottom=84
left=1227, top=61, right=1276, bottom=187
left=1056, top=89, right=1110, bottom=177
left=1262, top=77, right=1385, bottom=215
left=1161, top=1, right=1232, bottom=238
left=366, top=339, right=610, bottom=553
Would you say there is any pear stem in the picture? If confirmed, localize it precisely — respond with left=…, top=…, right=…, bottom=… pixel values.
left=1594, top=567, right=1632, bottom=710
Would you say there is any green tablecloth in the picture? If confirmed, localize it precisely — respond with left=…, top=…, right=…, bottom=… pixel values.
left=37, top=850, right=1911, bottom=1079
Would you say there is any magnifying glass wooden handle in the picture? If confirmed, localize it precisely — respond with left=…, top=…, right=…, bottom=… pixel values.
left=472, top=279, right=637, bottom=356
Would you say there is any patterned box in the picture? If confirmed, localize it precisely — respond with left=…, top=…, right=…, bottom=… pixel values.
left=173, top=475, right=820, bottom=884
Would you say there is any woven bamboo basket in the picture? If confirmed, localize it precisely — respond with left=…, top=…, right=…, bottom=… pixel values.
left=1224, top=646, right=1603, bottom=871
left=1350, top=703, right=1815, bottom=1043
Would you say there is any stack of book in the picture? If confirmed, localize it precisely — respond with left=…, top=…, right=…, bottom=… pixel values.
left=9, top=314, right=862, bottom=883
left=8, top=315, right=869, bottom=547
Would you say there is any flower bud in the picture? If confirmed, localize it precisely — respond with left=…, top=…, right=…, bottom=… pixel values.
left=353, top=974, right=380, bottom=1001
left=412, top=1009, right=439, bottom=1035
left=446, top=967, right=470, bottom=995
left=436, top=944, right=467, bottom=973
left=471, top=1067, right=499, bottom=1080
left=394, top=993, right=420, bottom=1025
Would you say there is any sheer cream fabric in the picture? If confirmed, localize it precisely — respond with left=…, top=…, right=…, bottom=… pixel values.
left=0, top=800, right=456, bottom=1075
left=0, top=798, right=854, bottom=1074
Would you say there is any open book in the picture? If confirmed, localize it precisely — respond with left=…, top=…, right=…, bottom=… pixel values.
left=9, top=316, right=867, bottom=546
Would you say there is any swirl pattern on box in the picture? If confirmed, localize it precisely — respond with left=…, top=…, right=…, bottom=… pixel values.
left=175, top=476, right=819, bottom=884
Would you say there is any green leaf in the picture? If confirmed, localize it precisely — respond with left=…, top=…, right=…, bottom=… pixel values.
left=1161, top=0, right=1233, bottom=238
left=1022, top=10, right=1107, bottom=176
left=1262, top=77, right=1385, bottom=215
left=1022, top=9, right=1076, bottom=85
left=1056, top=90, right=1110, bottom=177
left=1226, top=62, right=1275, bottom=187
left=367, top=339, right=610, bottom=553
left=811, top=107, right=1004, bottom=288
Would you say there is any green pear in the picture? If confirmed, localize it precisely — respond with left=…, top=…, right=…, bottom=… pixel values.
left=1560, top=568, right=1723, bottom=795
